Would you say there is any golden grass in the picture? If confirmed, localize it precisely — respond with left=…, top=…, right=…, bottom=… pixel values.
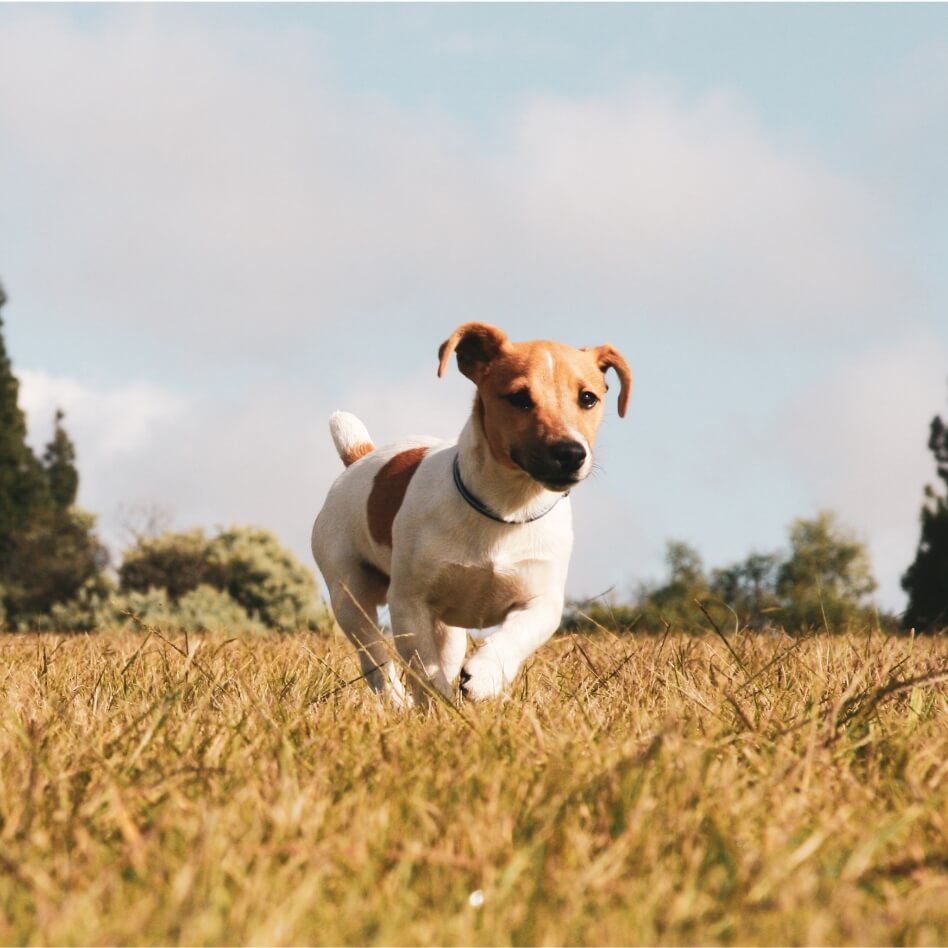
left=1, top=627, right=946, bottom=946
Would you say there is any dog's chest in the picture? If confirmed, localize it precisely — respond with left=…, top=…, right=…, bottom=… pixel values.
left=426, top=562, right=534, bottom=629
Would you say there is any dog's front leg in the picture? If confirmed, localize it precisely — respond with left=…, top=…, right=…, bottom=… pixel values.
left=388, top=596, right=455, bottom=705
left=460, top=597, right=563, bottom=700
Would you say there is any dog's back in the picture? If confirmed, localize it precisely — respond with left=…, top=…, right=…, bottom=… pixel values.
left=313, top=414, right=443, bottom=588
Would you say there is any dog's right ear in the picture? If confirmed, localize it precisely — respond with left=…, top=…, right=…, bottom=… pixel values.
left=437, top=323, right=509, bottom=384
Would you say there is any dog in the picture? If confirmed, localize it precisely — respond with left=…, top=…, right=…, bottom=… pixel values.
left=311, top=322, right=631, bottom=704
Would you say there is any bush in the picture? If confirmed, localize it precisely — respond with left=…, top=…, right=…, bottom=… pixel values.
left=114, top=525, right=328, bottom=632
left=119, top=528, right=221, bottom=600
left=18, top=525, right=329, bottom=634
left=207, top=527, right=325, bottom=631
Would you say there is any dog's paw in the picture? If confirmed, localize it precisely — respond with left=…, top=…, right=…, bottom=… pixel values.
left=460, top=649, right=510, bottom=701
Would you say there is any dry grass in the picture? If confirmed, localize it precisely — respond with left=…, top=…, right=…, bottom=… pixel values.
left=1, top=626, right=946, bottom=946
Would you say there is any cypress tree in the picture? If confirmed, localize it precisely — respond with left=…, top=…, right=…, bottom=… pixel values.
left=0, top=283, right=49, bottom=573
left=902, top=397, right=948, bottom=631
left=43, top=409, right=79, bottom=510
left=0, top=282, right=107, bottom=625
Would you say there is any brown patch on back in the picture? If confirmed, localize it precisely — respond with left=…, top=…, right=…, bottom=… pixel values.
left=367, top=447, right=428, bottom=546
left=343, top=441, right=375, bottom=467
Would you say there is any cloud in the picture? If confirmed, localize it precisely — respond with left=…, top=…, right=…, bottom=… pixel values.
left=19, top=369, right=190, bottom=459
left=16, top=363, right=472, bottom=585
left=0, top=8, right=912, bottom=366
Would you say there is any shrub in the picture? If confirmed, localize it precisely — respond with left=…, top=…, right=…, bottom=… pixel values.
left=119, top=528, right=221, bottom=600
left=207, top=527, right=325, bottom=631
left=114, top=525, right=328, bottom=632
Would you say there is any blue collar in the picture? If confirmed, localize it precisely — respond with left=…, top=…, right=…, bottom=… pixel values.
left=452, top=452, right=567, bottom=525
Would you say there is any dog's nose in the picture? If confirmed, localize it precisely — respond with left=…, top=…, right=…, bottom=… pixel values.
left=549, top=440, right=587, bottom=474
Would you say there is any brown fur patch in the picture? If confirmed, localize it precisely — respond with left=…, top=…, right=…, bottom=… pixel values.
left=427, top=563, right=529, bottom=628
left=367, top=447, right=428, bottom=546
left=343, top=442, right=375, bottom=467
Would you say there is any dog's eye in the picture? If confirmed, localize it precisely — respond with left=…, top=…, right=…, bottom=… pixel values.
left=504, top=390, right=534, bottom=411
left=579, top=391, right=599, bottom=409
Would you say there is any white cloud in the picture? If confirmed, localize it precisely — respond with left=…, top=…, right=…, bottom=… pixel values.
left=0, top=9, right=912, bottom=363
left=19, top=369, right=190, bottom=459
left=19, top=366, right=330, bottom=567
left=16, top=363, right=473, bottom=581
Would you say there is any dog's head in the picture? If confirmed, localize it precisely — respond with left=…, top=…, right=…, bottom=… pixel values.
left=438, top=323, right=631, bottom=491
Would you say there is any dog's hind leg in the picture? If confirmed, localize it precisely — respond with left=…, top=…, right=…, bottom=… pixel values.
left=325, top=561, right=407, bottom=704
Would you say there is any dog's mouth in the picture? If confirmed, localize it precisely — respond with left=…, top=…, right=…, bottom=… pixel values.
left=510, top=450, right=586, bottom=492
left=537, top=473, right=582, bottom=491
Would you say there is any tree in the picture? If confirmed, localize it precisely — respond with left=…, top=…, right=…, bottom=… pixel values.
left=0, top=282, right=49, bottom=574
left=776, top=511, right=877, bottom=630
left=0, top=282, right=109, bottom=626
left=902, top=400, right=948, bottom=630
left=3, top=508, right=110, bottom=620
left=710, top=551, right=782, bottom=627
left=634, top=540, right=711, bottom=630
left=43, top=409, right=79, bottom=510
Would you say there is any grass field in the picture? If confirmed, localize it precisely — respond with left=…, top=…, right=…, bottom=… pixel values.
left=1, top=626, right=946, bottom=946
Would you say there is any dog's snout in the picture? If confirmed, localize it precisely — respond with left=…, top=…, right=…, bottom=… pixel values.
left=550, top=440, right=587, bottom=474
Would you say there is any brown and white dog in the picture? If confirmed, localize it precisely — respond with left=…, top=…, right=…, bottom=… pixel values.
left=311, top=322, right=631, bottom=705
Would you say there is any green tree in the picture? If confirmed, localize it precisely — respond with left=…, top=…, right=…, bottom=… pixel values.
left=0, top=282, right=109, bottom=626
left=902, top=399, right=948, bottom=630
left=710, top=551, right=782, bottom=627
left=776, top=511, right=877, bottom=630
left=4, top=508, right=110, bottom=620
left=635, top=540, right=711, bottom=630
left=0, top=282, right=49, bottom=574
left=43, top=409, right=79, bottom=509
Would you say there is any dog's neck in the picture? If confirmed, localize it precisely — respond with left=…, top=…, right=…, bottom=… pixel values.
left=455, top=411, right=563, bottom=523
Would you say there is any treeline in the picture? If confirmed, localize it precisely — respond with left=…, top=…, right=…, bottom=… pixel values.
left=0, top=283, right=326, bottom=633
left=564, top=510, right=884, bottom=634
left=573, top=395, right=948, bottom=634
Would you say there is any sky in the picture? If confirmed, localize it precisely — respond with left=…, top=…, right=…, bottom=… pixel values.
left=1, top=3, right=947, bottom=613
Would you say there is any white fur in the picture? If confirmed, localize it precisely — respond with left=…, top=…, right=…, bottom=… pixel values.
left=329, top=410, right=373, bottom=463
left=312, top=414, right=577, bottom=705
left=312, top=342, right=616, bottom=703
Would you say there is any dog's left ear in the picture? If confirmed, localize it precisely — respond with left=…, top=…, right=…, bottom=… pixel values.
left=586, top=344, right=632, bottom=417
left=438, top=323, right=509, bottom=384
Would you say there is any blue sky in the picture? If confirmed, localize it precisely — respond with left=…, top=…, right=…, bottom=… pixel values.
left=2, top=3, right=947, bottom=612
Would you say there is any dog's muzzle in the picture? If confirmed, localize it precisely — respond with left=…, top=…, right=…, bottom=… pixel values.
left=513, top=439, right=589, bottom=490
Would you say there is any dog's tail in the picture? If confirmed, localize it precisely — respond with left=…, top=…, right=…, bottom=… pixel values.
left=329, top=411, right=375, bottom=467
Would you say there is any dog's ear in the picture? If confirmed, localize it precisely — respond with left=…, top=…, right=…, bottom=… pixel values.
left=438, top=323, right=509, bottom=384
left=586, top=344, right=632, bottom=417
